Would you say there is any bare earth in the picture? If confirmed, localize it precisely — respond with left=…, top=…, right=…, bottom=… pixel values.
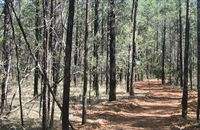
left=1, top=80, right=198, bottom=129
left=77, top=80, right=199, bottom=130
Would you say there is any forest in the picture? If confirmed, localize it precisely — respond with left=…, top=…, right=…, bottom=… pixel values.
left=0, top=0, right=200, bottom=129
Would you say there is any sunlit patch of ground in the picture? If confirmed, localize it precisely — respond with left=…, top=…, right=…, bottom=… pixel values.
left=77, top=80, right=199, bottom=130
left=0, top=80, right=199, bottom=130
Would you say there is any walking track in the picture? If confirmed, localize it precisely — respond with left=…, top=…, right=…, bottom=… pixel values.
left=80, top=80, right=196, bottom=130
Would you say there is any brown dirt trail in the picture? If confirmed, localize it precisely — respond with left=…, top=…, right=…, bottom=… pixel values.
left=79, top=80, right=197, bottom=130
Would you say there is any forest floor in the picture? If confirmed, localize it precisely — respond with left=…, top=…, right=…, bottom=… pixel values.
left=74, top=80, right=199, bottom=130
left=1, top=80, right=200, bottom=130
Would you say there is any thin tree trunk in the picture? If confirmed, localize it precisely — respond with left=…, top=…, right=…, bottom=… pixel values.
left=126, top=43, right=131, bottom=93
left=162, top=20, right=166, bottom=85
left=169, top=29, right=172, bottom=85
left=179, top=0, right=183, bottom=88
left=106, top=11, right=110, bottom=95
left=94, top=0, right=99, bottom=98
left=89, top=67, right=92, bottom=104
left=74, top=1, right=79, bottom=87
left=82, top=0, right=88, bottom=124
left=109, top=0, right=116, bottom=101
left=42, top=0, right=48, bottom=129
left=34, top=0, right=41, bottom=97
left=62, top=0, right=75, bottom=129
left=182, top=0, right=190, bottom=118
left=189, top=43, right=193, bottom=90
left=130, top=0, right=138, bottom=96
left=131, top=0, right=135, bottom=22
left=1, top=0, right=11, bottom=114
left=197, top=0, right=200, bottom=122
left=100, top=13, right=104, bottom=86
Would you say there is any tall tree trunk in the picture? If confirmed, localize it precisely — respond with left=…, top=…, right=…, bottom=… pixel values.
left=179, top=0, right=183, bottom=88
left=126, top=41, right=131, bottom=92
left=162, top=20, right=166, bottom=85
left=130, top=0, right=138, bottom=96
left=197, top=0, right=200, bottom=122
left=1, top=0, right=11, bottom=114
left=62, top=0, right=75, bottom=129
left=82, top=0, right=88, bottom=124
left=74, top=0, right=79, bottom=87
left=94, top=0, right=99, bottom=98
left=34, top=0, right=41, bottom=97
left=42, top=0, right=48, bottom=129
left=127, top=5, right=134, bottom=91
left=189, top=44, right=193, bottom=90
left=100, top=9, right=104, bottom=86
left=106, top=11, right=110, bottom=95
left=169, top=29, right=172, bottom=85
left=182, top=0, right=190, bottom=118
left=47, top=0, right=54, bottom=123
left=109, top=0, right=116, bottom=101
left=131, top=0, right=135, bottom=22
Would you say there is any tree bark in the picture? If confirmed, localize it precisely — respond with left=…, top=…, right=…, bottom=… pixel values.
left=182, top=0, right=190, bottom=118
left=74, top=0, right=79, bottom=87
left=106, top=11, right=110, bottom=95
left=126, top=42, right=131, bottom=93
left=34, top=0, right=41, bottom=97
left=62, top=0, right=75, bottom=129
left=179, top=0, right=183, bottom=88
left=82, top=0, right=88, bottom=124
left=1, top=0, right=11, bottom=114
left=162, top=20, right=166, bottom=85
left=197, top=0, right=200, bottom=122
left=109, top=0, right=116, bottom=101
left=93, top=0, right=99, bottom=98
left=42, top=0, right=49, bottom=129
left=130, top=0, right=138, bottom=96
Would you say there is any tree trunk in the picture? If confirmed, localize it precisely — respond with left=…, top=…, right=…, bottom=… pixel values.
left=189, top=43, right=193, bottom=90
left=34, top=0, right=41, bottom=97
left=42, top=0, right=48, bottom=129
left=179, top=0, right=183, bottom=88
left=93, top=0, right=99, bottom=98
left=1, top=0, right=11, bottom=114
left=162, top=20, right=166, bottom=85
left=131, top=0, right=135, bottom=22
left=62, top=0, right=75, bottom=129
left=130, top=0, right=138, bottom=96
left=82, top=0, right=88, bottom=124
left=197, top=0, right=200, bottom=121
left=106, top=11, right=110, bottom=95
left=182, top=0, right=190, bottom=118
left=126, top=43, right=131, bottom=93
left=74, top=1, right=79, bottom=87
left=100, top=13, right=104, bottom=86
left=169, top=29, right=172, bottom=85
left=109, top=0, right=116, bottom=101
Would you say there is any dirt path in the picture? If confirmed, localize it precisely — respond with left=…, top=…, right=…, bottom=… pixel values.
left=83, top=80, right=185, bottom=130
